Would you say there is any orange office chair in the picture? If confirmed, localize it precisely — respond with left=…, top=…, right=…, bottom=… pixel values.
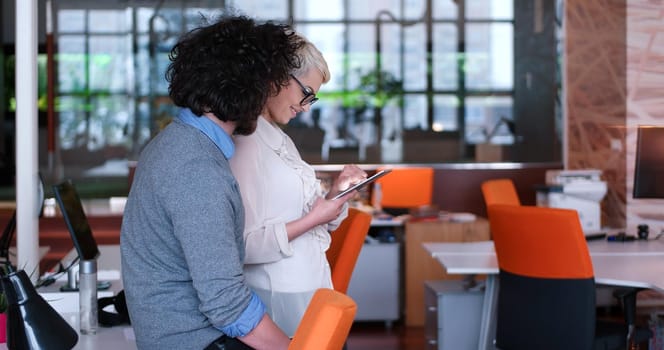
left=373, top=167, right=434, bottom=214
left=326, top=208, right=372, bottom=294
left=487, top=204, right=651, bottom=350
left=480, top=178, right=521, bottom=206
left=289, top=288, right=357, bottom=350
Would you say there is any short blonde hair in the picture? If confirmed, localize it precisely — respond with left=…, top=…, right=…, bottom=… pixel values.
left=291, top=34, right=330, bottom=84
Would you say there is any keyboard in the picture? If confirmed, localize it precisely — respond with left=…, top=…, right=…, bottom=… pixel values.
left=585, top=232, right=607, bottom=241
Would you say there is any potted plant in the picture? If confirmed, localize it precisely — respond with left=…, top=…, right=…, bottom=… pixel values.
left=342, top=68, right=403, bottom=124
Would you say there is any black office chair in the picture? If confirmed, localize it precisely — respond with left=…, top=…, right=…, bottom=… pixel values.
left=487, top=204, right=652, bottom=350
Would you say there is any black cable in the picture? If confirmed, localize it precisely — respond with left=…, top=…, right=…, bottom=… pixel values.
left=0, top=211, right=17, bottom=265
left=35, top=256, right=80, bottom=288
left=0, top=260, right=15, bottom=277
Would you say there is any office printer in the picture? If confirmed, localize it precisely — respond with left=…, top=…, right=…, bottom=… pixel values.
left=536, top=169, right=607, bottom=233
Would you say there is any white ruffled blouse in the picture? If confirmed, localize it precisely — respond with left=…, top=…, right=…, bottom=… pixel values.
left=229, top=116, right=347, bottom=336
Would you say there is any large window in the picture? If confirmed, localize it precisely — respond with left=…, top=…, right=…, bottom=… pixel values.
left=9, top=0, right=559, bottom=191
left=235, top=0, right=517, bottom=164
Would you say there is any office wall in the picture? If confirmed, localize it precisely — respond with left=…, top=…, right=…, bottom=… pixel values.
left=432, top=163, right=559, bottom=218
left=625, top=1, right=664, bottom=235
left=316, top=162, right=562, bottom=218
left=565, top=0, right=627, bottom=229
left=565, top=0, right=664, bottom=234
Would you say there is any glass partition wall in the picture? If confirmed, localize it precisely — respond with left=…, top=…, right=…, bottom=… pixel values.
left=0, top=0, right=562, bottom=197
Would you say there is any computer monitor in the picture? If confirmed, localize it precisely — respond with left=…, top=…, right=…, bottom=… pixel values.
left=52, top=180, right=100, bottom=261
left=633, top=126, right=664, bottom=199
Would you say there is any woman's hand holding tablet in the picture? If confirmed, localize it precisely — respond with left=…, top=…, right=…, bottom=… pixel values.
left=332, top=169, right=392, bottom=200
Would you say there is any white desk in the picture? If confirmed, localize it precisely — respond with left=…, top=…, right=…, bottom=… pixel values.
left=424, top=238, right=664, bottom=257
left=0, top=320, right=135, bottom=350
left=592, top=255, right=664, bottom=291
left=423, top=239, right=664, bottom=350
left=370, top=215, right=407, bottom=227
left=51, top=313, right=136, bottom=350
left=26, top=244, right=136, bottom=350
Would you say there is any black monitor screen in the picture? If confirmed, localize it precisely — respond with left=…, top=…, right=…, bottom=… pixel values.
left=53, top=181, right=100, bottom=261
left=633, top=126, right=664, bottom=199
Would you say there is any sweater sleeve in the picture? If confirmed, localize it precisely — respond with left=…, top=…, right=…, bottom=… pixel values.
left=164, top=155, right=258, bottom=329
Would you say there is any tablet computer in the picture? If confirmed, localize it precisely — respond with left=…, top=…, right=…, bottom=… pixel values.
left=332, top=169, right=392, bottom=200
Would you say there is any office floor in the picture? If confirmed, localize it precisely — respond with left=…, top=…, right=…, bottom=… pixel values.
left=346, top=314, right=658, bottom=350
left=346, top=322, right=425, bottom=350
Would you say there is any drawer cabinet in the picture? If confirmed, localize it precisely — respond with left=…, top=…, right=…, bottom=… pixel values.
left=347, top=242, right=400, bottom=326
left=424, top=280, right=483, bottom=350
left=406, top=218, right=490, bottom=326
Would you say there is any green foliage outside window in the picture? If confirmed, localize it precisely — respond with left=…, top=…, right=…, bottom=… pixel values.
left=3, top=54, right=48, bottom=112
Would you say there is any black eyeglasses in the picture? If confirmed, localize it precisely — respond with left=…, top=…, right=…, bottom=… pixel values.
left=290, top=74, right=318, bottom=106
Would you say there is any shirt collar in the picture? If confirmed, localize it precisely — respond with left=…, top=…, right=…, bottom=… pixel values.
left=255, top=116, right=285, bottom=151
left=176, top=108, right=235, bottom=158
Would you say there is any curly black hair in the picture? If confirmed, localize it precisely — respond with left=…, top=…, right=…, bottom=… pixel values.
left=166, top=14, right=304, bottom=134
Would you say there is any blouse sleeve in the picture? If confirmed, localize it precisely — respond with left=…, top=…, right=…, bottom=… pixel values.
left=230, top=136, right=294, bottom=265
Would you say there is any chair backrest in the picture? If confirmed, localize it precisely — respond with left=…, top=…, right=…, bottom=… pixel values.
left=289, top=288, right=357, bottom=350
left=374, top=167, right=433, bottom=209
left=326, top=208, right=372, bottom=294
left=487, top=204, right=595, bottom=350
left=481, top=178, right=521, bottom=206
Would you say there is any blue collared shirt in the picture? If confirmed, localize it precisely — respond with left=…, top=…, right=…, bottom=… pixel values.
left=177, top=108, right=235, bottom=159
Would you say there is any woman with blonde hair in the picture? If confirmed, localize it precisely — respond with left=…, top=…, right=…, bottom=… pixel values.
left=230, top=34, right=366, bottom=336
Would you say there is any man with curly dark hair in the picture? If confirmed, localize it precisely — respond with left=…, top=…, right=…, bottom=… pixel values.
left=121, top=13, right=302, bottom=350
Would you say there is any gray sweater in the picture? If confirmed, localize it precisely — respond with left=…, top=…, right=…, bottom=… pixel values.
left=121, top=119, right=252, bottom=349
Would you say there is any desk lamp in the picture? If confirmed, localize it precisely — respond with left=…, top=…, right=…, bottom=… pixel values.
left=1, top=265, right=78, bottom=349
